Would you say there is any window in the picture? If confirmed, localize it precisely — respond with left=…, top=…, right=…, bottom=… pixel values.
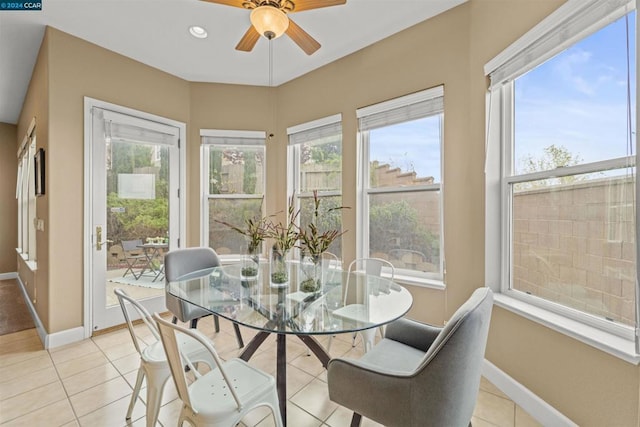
left=287, top=114, right=343, bottom=258
left=357, top=87, right=444, bottom=282
left=16, top=119, right=37, bottom=263
left=201, top=130, right=266, bottom=259
left=486, top=0, right=637, bottom=344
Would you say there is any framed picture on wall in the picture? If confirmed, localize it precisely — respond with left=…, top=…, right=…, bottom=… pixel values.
left=34, top=148, right=45, bottom=196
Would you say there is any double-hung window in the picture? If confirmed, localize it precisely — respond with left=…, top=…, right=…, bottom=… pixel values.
left=16, top=119, right=37, bottom=264
left=287, top=114, right=343, bottom=258
left=201, top=130, right=266, bottom=259
left=485, top=0, right=638, bottom=353
left=357, top=87, right=444, bottom=283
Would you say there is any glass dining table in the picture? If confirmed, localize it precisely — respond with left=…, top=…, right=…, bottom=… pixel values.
left=166, top=262, right=413, bottom=425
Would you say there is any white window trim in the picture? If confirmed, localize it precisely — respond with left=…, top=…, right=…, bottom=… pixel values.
left=16, top=118, right=37, bottom=267
left=485, top=0, right=640, bottom=363
left=287, top=114, right=344, bottom=259
left=200, top=129, right=267, bottom=261
left=357, top=87, right=445, bottom=284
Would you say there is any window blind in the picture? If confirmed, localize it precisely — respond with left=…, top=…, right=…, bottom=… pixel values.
left=287, top=114, right=342, bottom=145
left=101, top=109, right=179, bottom=146
left=201, top=129, right=265, bottom=146
left=486, top=0, right=633, bottom=88
left=357, top=86, right=444, bottom=131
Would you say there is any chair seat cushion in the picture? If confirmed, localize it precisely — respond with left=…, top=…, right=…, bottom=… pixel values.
left=360, top=338, right=425, bottom=374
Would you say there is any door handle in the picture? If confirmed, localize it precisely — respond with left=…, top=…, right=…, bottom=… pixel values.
left=96, top=226, right=113, bottom=250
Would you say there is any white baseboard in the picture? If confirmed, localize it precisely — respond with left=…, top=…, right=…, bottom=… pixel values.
left=14, top=276, right=85, bottom=349
left=0, top=272, right=18, bottom=280
left=45, top=327, right=86, bottom=349
left=482, top=359, right=578, bottom=427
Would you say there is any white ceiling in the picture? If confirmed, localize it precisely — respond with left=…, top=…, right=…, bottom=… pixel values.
left=0, top=0, right=466, bottom=124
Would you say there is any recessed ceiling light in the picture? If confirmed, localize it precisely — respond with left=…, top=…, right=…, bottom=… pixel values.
left=189, top=26, right=208, bottom=39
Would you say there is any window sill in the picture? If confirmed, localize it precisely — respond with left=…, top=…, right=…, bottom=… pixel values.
left=388, top=272, right=445, bottom=290
left=16, top=249, right=38, bottom=272
left=494, top=293, right=639, bottom=365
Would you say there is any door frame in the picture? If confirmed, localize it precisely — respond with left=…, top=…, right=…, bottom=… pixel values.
left=82, top=97, right=186, bottom=338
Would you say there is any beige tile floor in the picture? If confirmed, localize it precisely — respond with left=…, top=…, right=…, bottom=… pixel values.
left=0, top=318, right=542, bottom=427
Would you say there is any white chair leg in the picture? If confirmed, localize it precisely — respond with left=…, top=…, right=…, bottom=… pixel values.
left=360, top=329, right=377, bottom=353
left=144, top=367, right=170, bottom=427
left=326, top=335, right=334, bottom=353
left=270, top=389, right=284, bottom=427
left=127, top=367, right=145, bottom=420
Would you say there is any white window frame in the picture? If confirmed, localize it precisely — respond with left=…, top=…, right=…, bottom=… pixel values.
left=485, top=0, right=640, bottom=363
left=16, top=118, right=37, bottom=267
left=287, top=114, right=343, bottom=260
left=357, top=87, right=445, bottom=286
left=200, top=129, right=266, bottom=262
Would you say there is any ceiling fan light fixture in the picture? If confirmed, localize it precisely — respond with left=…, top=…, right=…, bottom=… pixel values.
left=250, top=6, right=289, bottom=39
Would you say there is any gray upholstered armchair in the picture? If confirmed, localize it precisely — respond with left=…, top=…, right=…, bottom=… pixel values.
left=164, top=247, right=244, bottom=348
left=327, top=287, right=493, bottom=427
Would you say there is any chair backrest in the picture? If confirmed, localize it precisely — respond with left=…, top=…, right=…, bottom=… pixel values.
left=164, top=247, right=221, bottom=282
left=153, top=313, right=241, bottom=411
left=411, top=287, right=493, bottom=426
left=114, top=288, right=160, bottom=355
left=122, top=239, right=143, bottom=252
left=346, top=257, right=394, bottom=278
left=344, top=258, right=395, bottom=304
left=322, top=252, right=342, bottom=269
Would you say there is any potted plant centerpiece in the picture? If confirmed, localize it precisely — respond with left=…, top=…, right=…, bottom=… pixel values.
left=215, top=212, right=270, bottom=281
left=297, top=190, right=347, bottom=293
left=266, top=201, right=300, bottom=288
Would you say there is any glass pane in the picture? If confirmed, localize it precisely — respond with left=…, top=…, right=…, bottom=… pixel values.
left=512, top=167, right=636, bottom=325
left=208, top=198, right=263, bottom=255
left=208, top=145, right=265, bottom=195
left=369, top=114, right=441, bottom=187
left=105, top=140, right=169, bottom=304
left=298, top=137, right=342, bottom=193
left=368, top=191, right=441, bottom=274
left=514, top=12, right=636, bottom=174
left=299, top=195, right=344, bottom=258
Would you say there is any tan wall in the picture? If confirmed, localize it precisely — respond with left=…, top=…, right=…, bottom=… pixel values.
left=187, top=82, right=274, bottom=246
left=16, top=29, right=49, bottom=327
left=36, top=27, right=190, bottom=333
left=0, top=123, right=17, bottom=274
left=275, top=4, right=473, bottom=324
left=469, top=1, right=640, bottom=425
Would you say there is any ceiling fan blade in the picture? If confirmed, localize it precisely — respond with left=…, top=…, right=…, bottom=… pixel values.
left=290, top=0, right=346, bottom=12
left=199, top=0, right=247, bottom=8
left=286, top=18, right=321, bottom=55
left=236, top=26, right=261, bottom=52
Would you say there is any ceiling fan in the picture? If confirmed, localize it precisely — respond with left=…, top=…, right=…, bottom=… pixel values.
left=201, top=0, right=347, bottom=55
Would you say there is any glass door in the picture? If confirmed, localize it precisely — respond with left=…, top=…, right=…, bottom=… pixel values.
left=89, top=105, right=181, bottom=331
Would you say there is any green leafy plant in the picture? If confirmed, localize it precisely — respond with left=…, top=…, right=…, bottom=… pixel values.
left=214, top=207, right=271, bottom=254
left=266, top=197, right=301, bottom=253
left=298, top=190, right=348, bottom=259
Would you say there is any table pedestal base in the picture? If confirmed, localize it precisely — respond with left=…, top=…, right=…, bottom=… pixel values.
left=239, top=331, right=330, bottom=426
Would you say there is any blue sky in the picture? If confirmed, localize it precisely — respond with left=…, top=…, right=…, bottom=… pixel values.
left=514, top=11, right=636, bottom=173
left=369, top=11, right=636, bottom=181
left=369, top=114, right=442, bottom=183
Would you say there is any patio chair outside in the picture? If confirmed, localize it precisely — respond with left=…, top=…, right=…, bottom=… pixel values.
left=121, top=239, right=147, bottom=280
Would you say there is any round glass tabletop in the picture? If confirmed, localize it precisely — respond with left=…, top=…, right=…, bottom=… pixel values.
left=166, top=262, right=413, bottom=335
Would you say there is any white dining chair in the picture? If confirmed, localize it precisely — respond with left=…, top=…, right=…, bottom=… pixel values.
left=153, top=313, right=283, bottom=427
left=326, top=257, right=395, bottom=353
left=114, top=288, right=216, bottom=427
